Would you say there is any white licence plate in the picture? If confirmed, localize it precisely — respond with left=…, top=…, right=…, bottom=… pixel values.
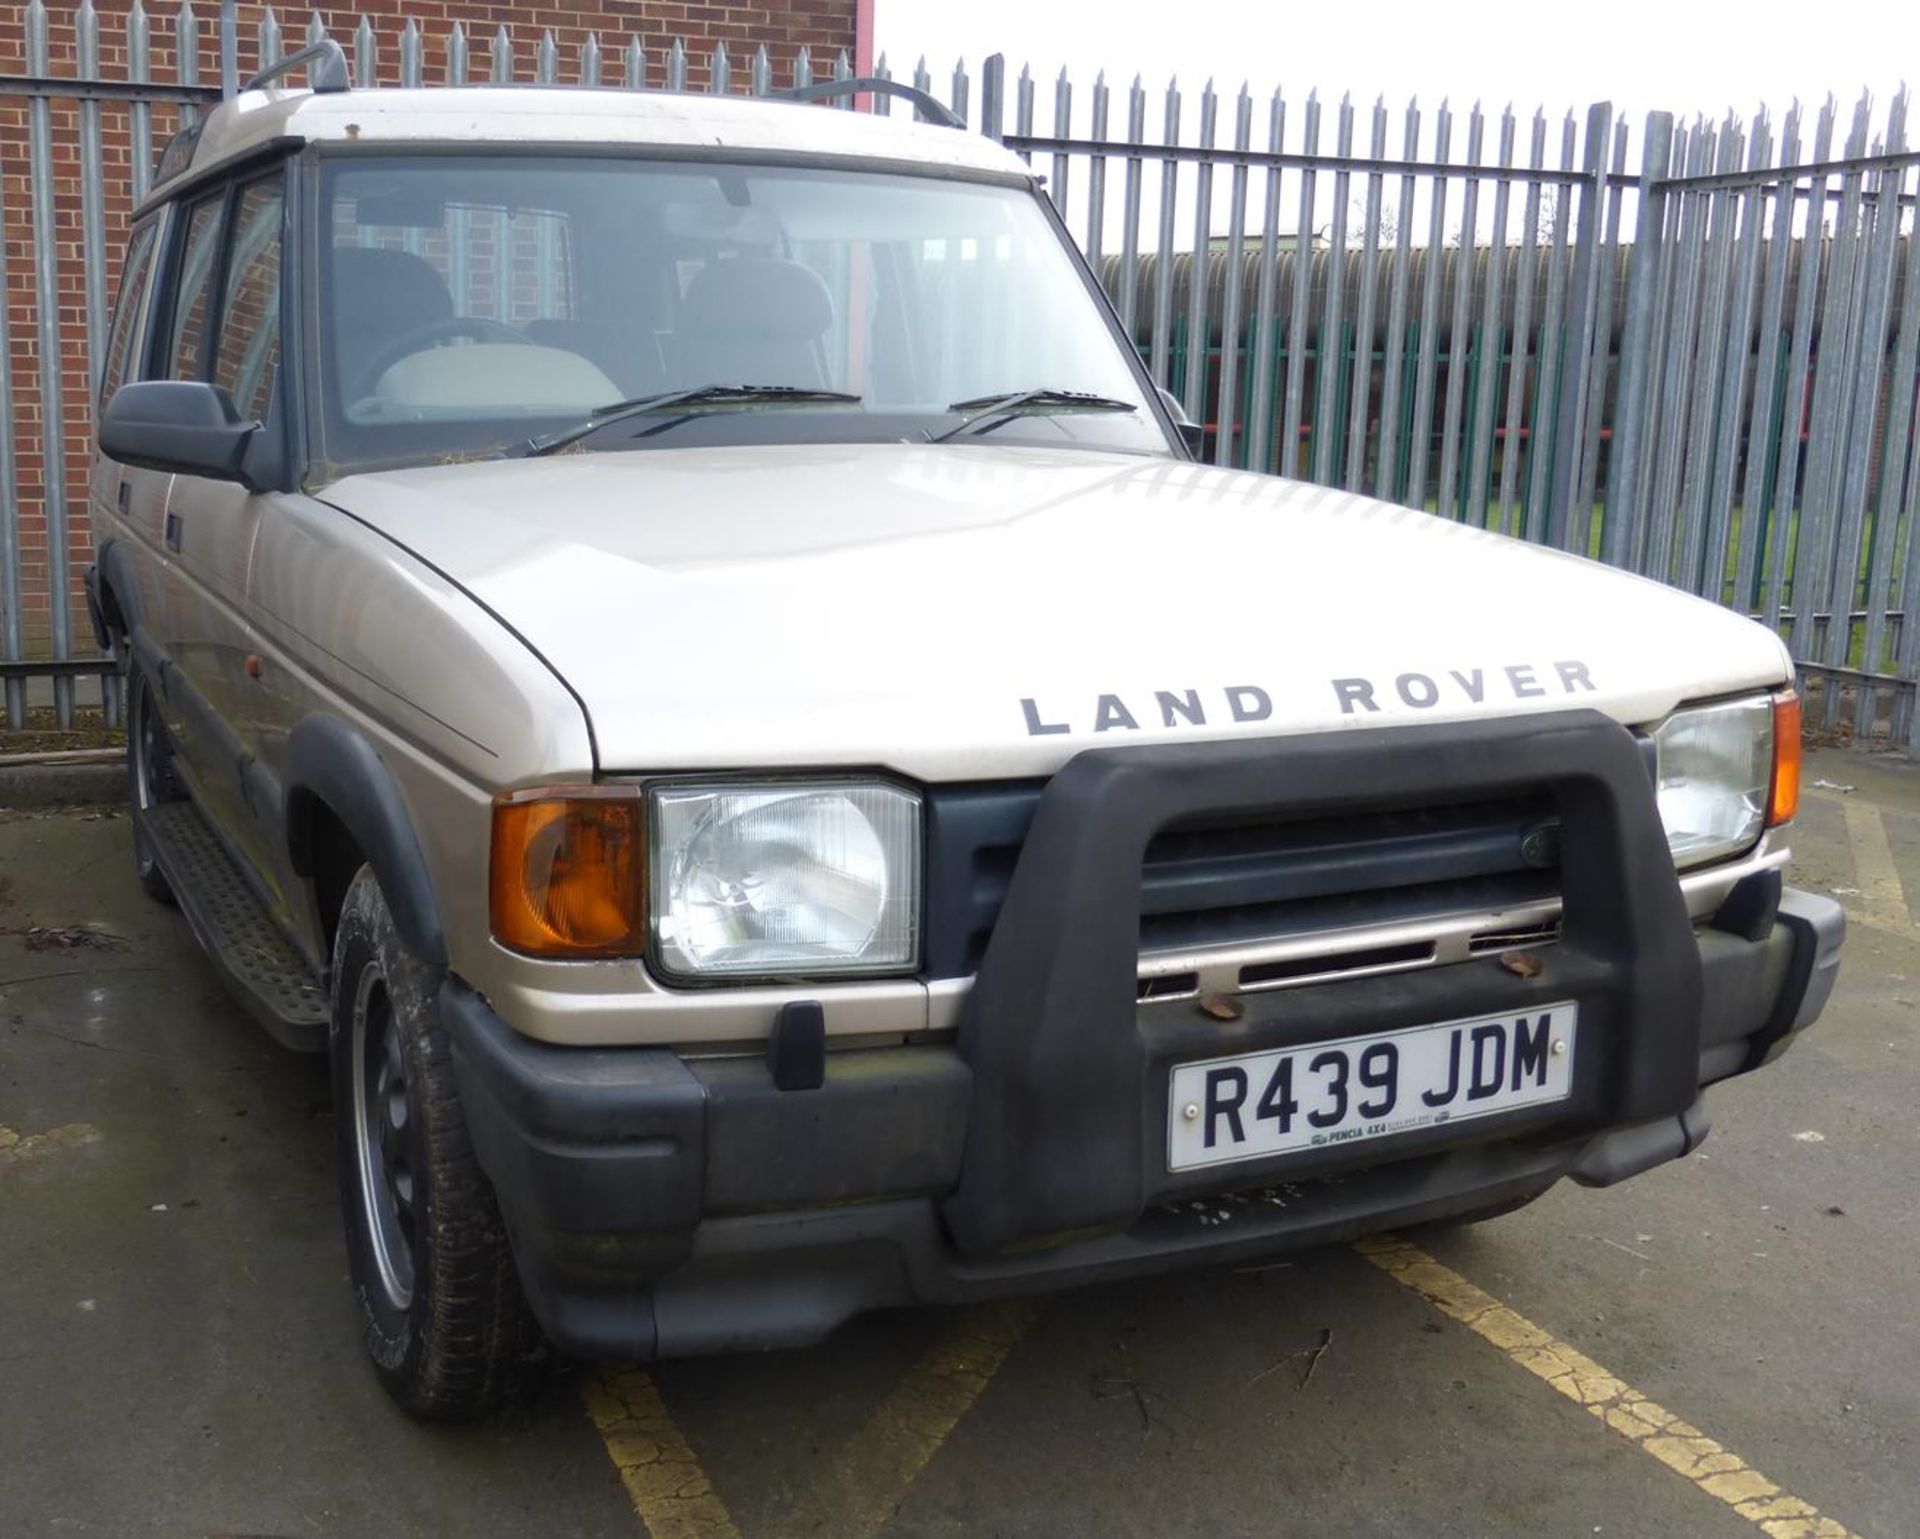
left=1167, top=1002, right=1579, bottom=1171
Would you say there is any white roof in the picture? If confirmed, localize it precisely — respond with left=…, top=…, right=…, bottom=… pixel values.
left=163, top=84, right=1031, bottom=203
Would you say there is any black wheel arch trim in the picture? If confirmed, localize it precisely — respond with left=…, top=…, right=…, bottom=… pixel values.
left=90, top=535, right=146, bottom=643
left=83, top=564, right=112, bottom=652
left=284, top=714, right=448, bottom=967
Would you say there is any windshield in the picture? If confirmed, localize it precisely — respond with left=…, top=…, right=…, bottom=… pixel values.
left=311, top=155, right=1172, bottom=471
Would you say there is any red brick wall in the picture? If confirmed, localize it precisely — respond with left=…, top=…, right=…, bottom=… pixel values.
left=0, top=0, right=858, bottom=659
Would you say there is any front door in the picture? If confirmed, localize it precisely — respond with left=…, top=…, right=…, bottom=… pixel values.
left=89, top=215, right=171, bottom=637
left=151, top=170, right=286, bottom=875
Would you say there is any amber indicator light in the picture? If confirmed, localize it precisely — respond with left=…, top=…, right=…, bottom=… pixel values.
left=1768, top=691, right=1801, bottom=828
left=490, top=788, right=646, bottom=958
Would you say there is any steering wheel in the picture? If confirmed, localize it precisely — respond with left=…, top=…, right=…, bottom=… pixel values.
left=352, top=315, right=533, bottom=401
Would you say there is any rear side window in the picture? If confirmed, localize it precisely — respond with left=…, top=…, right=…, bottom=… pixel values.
left=214, top=178, right=284, bottom=422
left=99, top=221, right=159, bottom=406
left=168, top=193, right=225, bottom=381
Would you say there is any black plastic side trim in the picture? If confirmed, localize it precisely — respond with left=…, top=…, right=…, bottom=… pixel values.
left=284, top=714, right=447, bottom=966
left=1751, top=889, right=1847, bottom=1067
left=1712, top=867, right=1783, bottom=942
left=1570, top=1097, right=1712, bottom=1187
left=439, top=978, right=706, bottom=1232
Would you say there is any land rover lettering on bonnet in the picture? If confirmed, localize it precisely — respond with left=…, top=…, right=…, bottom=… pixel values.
left=86, top=59, right=1843, bottom=1419
left=1020, top=660, right=1600, bottom=736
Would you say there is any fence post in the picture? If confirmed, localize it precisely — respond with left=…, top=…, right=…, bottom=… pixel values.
left=219, top=0, right=236, bottom=96
left=1600, top=111, right=1674, bottom=568
left=980, top=54, right=1005, bottom=144
left=1149, top=77, right=1181, bottom=389
left=1832, top=96, right=1909, bottom=731
left=357, top=16, right=378, bottom=87
left=1544, top=101, right=1615, bottom=552
left=0, top=105, right=19, bottom=729
left=1182, top=81, right=1219, bottom=427
left=78, top=1, right=109, bottom=392
left=26, top=1, right=73, bottom=726
left=1213, top=84, right=1253, bottom=469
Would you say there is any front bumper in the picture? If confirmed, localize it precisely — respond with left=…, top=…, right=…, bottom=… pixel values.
left=443, top=887, right=1843, bottom=1362
left=445, top=711, right=1843, bottom=1360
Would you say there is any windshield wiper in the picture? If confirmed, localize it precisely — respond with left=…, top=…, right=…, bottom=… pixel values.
left=518, top=384, right=863, bottom=458
left=930, top=387, right=1138, bottom=444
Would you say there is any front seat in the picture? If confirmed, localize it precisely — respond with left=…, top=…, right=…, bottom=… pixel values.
left=328, top=246, right=454, bottom=399
left=673, top=256, right=835, bottom=389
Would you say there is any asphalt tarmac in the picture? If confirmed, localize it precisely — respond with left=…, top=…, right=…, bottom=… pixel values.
left=1, top=746, right=1913, bottom=1538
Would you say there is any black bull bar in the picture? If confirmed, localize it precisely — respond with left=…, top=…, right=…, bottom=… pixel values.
left=943, top=709, right=1703, bottom=1258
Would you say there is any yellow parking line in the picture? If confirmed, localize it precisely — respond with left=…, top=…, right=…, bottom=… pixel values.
left=0, top=1122, right=102, bottom=1169
left=586, top=1303, right=1034, bottom=1539
left=1840, top=798, right=1914, bottom=936
left=1360, top=1236, right=1862, bottom=1539
left=582, top=1367, right=742, bottom=1539
left=822, top=1300, right=1038, bottom=1538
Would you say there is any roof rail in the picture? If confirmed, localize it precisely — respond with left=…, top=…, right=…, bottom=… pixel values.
left=775, top=76, right=965, bottom=129
left=241, top=37, right=350, bottom=96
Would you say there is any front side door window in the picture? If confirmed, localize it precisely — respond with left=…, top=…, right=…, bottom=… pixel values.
left=100, top=220, right=160, bottom=407
left=168, top=192, right=225, bottom=381
left=214, top=179, right=285, bottom=422
left=93, top=216, right=166, bottom=550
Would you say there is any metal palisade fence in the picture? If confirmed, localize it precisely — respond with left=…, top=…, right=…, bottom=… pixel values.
left=2, top=8, right=1918, bottom=755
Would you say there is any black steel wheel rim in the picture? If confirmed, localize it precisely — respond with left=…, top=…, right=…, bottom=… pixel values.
left=351, top=964, right=417, bottom=1311
left=132, top=675, right=165, bottom=811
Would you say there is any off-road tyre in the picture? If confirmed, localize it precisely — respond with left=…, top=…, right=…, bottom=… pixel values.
left=329, top=865, right=543, bottom=1419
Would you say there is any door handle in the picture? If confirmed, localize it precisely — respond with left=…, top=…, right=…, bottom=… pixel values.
left=164, top=511, right=182, bottom=553
left=116, top=480, right=130, bottom=516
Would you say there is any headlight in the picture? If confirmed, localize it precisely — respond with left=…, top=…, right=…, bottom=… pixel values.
left=649, top=781, right=921, bottom=980
left=1651, top=695, right=1777, bottom=869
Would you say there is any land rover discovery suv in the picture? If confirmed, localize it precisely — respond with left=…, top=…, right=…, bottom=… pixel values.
left=86, top=57, right=1843, bottom=1418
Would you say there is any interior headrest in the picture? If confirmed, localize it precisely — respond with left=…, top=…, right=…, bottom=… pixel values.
left=329, top=246, right=454, bottom=336
left=679, top=257, right=834, bottom=342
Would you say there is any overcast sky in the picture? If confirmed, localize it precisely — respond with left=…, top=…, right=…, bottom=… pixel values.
left=874, top=0, right=1910, bottom=140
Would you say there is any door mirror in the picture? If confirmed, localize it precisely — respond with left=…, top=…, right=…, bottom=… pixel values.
left=98, top=379, right=267, bottom=491
left=1156, top=386, right=1206, bottom=457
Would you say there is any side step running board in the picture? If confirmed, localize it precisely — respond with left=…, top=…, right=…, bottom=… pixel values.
left=143, top=801, right=330, bottom=1052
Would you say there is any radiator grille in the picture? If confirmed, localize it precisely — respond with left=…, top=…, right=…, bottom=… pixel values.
left=921, top=785, right=1561, bottom=980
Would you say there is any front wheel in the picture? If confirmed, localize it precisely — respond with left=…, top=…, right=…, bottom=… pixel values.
left=330, top=865, right=543, bottom=1418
